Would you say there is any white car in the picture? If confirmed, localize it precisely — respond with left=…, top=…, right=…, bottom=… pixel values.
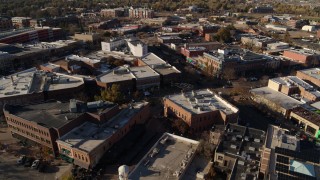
left=31, top=160, right=40, bottom=169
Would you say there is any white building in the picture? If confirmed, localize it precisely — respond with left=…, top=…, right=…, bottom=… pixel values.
left=302, top=25, right=316, bottom=32
left=126, top=40, right=148, bottom=57
left=101, top=38, right=126, bottom=52
left=267, top=42, right=289, bottom=50
left=265, top=24, right=288, bottom=31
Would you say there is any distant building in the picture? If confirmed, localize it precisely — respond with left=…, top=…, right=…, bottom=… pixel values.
left=241, top=34, right=276, bottom=48
left=249, top=6, right=274, bottom=13
left=56, top=101, right=150, bottom=169
left=283, top=49, right=320, bottom=66
left=73, top=33, right=101, bottom=44
left=267, top=42, right=289, bottom=50
left=101, top=38, right=147, bottom=57
left=158, top=35, right=183, bottom=44
left=302, top=25, right=316, bottom=32
left=101, top=38, right=126, bottom=52
left=0, top=16, right=13, bottom=31
left=296, top=68, right=320, bottom=88
left=214, top=124, right=266, bottom=180
left=0, top=27, right=64, bottom=44
left=180, top=46, right=206, bottom=58
left=163, top=89, right=239, bottom=132
left=11, top=17, right=31, bottom=28
left=265, top=24, right=288, bottom=32
left=100, top=8, right=126, bottom=18
left=128, top=8, right=154, bottom=19
left=129, top=133, right=200, bottom=179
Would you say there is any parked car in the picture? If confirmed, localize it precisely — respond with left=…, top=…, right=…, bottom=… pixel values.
left=24, top=157, right=34, bottom=167
left=17, top=155, right=26, bottom=165
left=38, top=162, right=47, bottom=172
left=31, top=160, right=40, bottom=169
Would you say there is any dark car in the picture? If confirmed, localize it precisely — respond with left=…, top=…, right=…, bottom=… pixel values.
left=38, top=162, right=47, bottom=173
left=17, top=155, right=26, bottom=165
left=24, top=157, right=34, bottom=167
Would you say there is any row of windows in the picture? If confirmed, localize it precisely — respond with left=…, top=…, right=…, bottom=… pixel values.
left=6, top=117, right=49, bottom=137
left=8, top=124, right=51, bottom=145
left=74, top=152, right=88, bottom=162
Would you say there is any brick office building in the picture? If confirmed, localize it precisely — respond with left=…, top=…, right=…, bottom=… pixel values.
left=56, top=101, right=150, bottom=169
left=283, top=49, right=320, bottom=66
left=163, top=89, right=239, bottom=132
left=296, top=68, right=320, bottom=88
left=3, top=99, right=120, bottom=157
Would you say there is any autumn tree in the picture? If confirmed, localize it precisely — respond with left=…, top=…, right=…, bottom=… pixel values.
left=214, top=25, right=236, bottom=43
left=95, top=84, right=124, bottom=103
left=284, top=31, right=292, bottom=44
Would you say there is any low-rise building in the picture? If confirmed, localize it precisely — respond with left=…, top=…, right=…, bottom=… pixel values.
left=101, top=38, right=148, bottom=57
left=268, top=76, right=320, bottom=102
left=265, top=24, right=288, bottom=32
left=0, top=68, right=85, bottom=108
left=163, top=89, right=239, bottom=132
left=0, top=16, right=13, bottom=31
left=296, top=68, right=320, bottom=88
left=11, top=17, right=31, bottom=28
left=180, top=46, right=206, bottom=58
left=267, top=42, right=289, bottom=50
left=250, top=87, right=303, bottom=118
left=283, top=49, right=320, bottom=66
left=214, top=124, right=266, bottom=180
left=96, top=65, right=160, bottom=92
left=56, top=101, right=150, bottom=169
left=241, top=34, right=276, bottom=48
left=302, top=25, right=316, bottom=32
left=101, top=8, right=126, bottom=18
left=249, top=6, right=274, bottom=13
left=138, top=53, right=181, bottom=85
left=290, top=105, right=320, bottom=138
left=127, top=39, right=148, bottom=57
left=73, top=33, right=101, bottom=44
left=128, top=133, right=200, bottom=179
left=158, top=35, right=183, bottom=44
left=3, top=99, right=119, bottom=156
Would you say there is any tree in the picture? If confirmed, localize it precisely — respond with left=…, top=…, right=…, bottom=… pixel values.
left=95, top=84, right=124, bottom=103
left=215, top=25, right=236, bottom=43
left=284, top=31, right=292, bottom=44
left=172, top=118, right=189, bottom=135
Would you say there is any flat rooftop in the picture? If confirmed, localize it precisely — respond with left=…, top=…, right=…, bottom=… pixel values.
left=129, top=133, right=199, bottom=180
left=140, top=53, right=181, bottom=75
left=66, top=54, right=100, bottom=64
left=5, top=101, right=82, bottom=129
left=58, top=102, right=148, bottom=152
left=96, top=66, right=135, bottom=83
left=130, top=66, right=159, bottom=79
left=285, top=49, right=320, bottom=56
left=166, top=89, right=238, bottom=115
left=271, top=76, right=315, bottom=90
left=0, top=68, right=84, bottom=98
left=265, top=125, right=299, bottom=151
left=250, top=87, right=303, bottom=110
left=291, top=106, right=320, bottom=126
left=298, top=68, right=320, bottom=81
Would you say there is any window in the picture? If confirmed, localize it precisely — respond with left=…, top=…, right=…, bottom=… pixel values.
left=218, top=156, right=223, bottom=161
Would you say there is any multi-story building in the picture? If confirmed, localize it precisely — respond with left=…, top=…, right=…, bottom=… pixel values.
left=265, top=24, right=288, bottom=32
left=138, top=53, right=181, bottom=85
left=3, top=99, right=119, bottom=156
left=126, top=39, right=148, bottom=57
left=296, top=68, right=320, bottom=88
left=157, top=35, right=183, bottom=44
left=214, top=124, right=266, bottom=180
left=0, top=68, right=85, bottom=108
left=241, top=34, right=276, bottom=48
left=283, top=49, right=320, bottom=66
left=96, top=65, right=160, bottom=92
left=101, top=38, right=126, bottom=52
left=129, top=8, right=154, bottom=19
left=11, top=17, right=31, bottom=28
left=0, top=51, right=14, bottom=73
left=180, top=46, right=206, bottom=58
left=0, top=16, right=13, bottom=31
left=267, top=42, right=289, bottom=50
left=73, top=33, right=101, bottom=44
left=191, top=48, right=279, bottom=77
left=163, top=89, right=239, bottom=132
left=128, top=133, right=200, bottom=179
left=100, top=8, right=126, bottom=18
left=290, top=105, right=320, bottom=138
left=249, top=6, right=274, bottom=13
left=260, top=125, right=320, bottom=179
left=0, top=27, right=64, bottom=44
left=56, top=101, right=150, bottom=169
left=268, top=76, right=320, bottom=102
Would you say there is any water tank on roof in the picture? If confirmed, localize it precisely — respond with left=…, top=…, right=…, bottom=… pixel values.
left=118, top=165, right=129, bottom=180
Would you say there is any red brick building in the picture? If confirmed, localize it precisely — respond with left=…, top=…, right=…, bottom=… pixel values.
left=283, top=50, right=320, bottom=66
left=181, top=46, right=206, bottom=58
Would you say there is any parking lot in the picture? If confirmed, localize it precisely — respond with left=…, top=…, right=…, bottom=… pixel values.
left=0, top=127, right=72, bottom=180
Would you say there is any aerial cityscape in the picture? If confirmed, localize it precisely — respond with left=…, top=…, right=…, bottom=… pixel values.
left=0, top=0, right=320, bottom=180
